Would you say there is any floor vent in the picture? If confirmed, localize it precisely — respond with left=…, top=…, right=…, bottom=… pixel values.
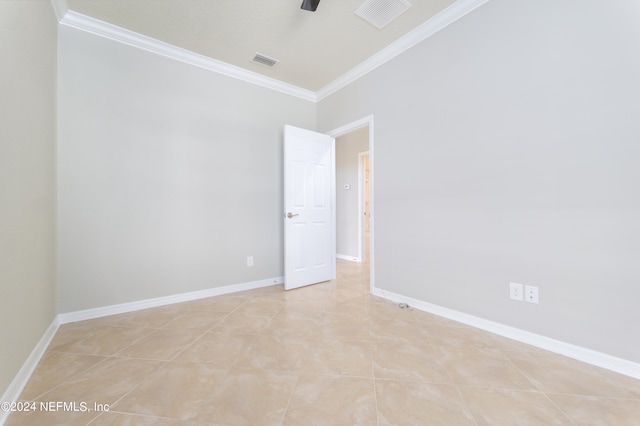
left=355, top=0, right=411, bottom=30
left=252, top=53, right=279, bottom=67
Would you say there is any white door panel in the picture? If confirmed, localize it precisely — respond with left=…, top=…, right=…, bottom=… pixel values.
left=284, top=125, right=335, bottom=290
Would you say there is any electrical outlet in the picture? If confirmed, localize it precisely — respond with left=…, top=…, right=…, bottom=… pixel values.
left=510, top=283, right=524, bottom=301
left=525, top=285, right=539, bottom=304
left=247, top=256, right=254, bottom=267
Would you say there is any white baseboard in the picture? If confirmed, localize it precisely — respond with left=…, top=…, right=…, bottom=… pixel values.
left=372, top=288, right=640, bottom=380
left=59, top=276, right=284, bottom=324
left=336, top=253, right=362, bottom=263
left=1, top=317, right=61, bottom=425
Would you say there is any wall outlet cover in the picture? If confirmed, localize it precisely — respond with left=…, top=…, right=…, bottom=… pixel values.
left=525, top=285, right=539, bottom=304
left=510, top=282, right=524, bottom=301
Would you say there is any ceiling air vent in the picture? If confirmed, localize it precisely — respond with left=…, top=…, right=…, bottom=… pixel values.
left=252, top=53, right=279, bottom=68
left=355, top=0, right=411, bottom=30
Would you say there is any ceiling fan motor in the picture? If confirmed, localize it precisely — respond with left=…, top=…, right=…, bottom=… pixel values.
left=301, top=0, right=320, bottom=12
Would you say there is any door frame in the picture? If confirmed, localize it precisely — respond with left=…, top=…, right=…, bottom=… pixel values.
left=327, top=115, right=375, bottom=294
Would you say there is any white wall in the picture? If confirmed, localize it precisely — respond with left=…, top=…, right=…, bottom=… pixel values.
left=318, top=0, right=640, bottom=363
left=0, top=1, right=57, bottom=395
left=57, top=26, right=316, bottom=313
left=336, top=127, right=369, bottom=260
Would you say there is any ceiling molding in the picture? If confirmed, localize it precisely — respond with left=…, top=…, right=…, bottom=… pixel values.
left=50, top=0, right=68, bottom=21
left=57, top=9, right=317, bottom=102
left=316, top=0, right=491, bottom=101
left=53, top=0, right=491, bottom=104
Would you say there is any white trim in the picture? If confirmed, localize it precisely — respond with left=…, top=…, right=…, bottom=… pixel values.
left=52, top=0, right=490, bottom=103
left=331, top=138, right=337, bottom=281
left=373, top=288, right=640, bottom=380
left=327, top=116, right=372, bottom=138
left=316, top=0, right=491, bottom=101
left=0, top=318, right=61, bottom=425
left=337, top=253, right=361, bottom=262
left=50, top=0, right=68, bottom=21
left=327, top=115, right=375, bottom=294
left=58, top=276, right=283, bottom=324
left=56, top=11, right=316, bottom=102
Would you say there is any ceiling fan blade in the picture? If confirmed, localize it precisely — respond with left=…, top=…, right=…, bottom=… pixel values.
left=301, top=0, right=320, bottom=12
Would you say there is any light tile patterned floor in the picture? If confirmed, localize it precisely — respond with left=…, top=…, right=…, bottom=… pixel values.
left=6, top=260, right=640, bottom=425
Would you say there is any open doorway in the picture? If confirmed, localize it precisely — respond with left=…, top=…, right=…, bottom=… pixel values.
left=359, top=151, right=370, bottom=264
left=328, top=116, right=374, bottom=293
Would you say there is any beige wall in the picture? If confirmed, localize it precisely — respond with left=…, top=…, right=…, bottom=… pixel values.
left=0, top=1, right=57, bottom=395
left=57, top=26, right=316, bottom=313
left=318, top=0, right=640, bottom=363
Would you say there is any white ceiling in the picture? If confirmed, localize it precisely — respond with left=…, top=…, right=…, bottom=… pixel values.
left=64, top=0, right=464, bottom=92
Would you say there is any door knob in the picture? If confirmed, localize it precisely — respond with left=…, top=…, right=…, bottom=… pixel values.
left=287, top=212, right=299, bottom=218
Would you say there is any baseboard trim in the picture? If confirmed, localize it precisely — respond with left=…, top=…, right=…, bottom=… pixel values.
left=0, top=317, right=61, bottom=425
left=372, top=288, right=640, bottom=380
left=336, top=254, right=361, bottom=263
left=58, top=276, right=283, bottom=324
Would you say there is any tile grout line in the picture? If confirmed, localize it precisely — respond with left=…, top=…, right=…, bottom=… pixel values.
left=170, top=298, right=257, bottom=422
left=453, top=385, right=480, bottom=426
left=95, top=358, right=170, bottom=419
left=280, top=280, right=334, bottom=424
left=539, top=391, right=578, bottom=426
left=502, top=351, right=578, bottom=425
left=369, top=338, right=381, bottom=426
left=12, top=354, right=112, bottom=406
left=72, top=298, right=248, bottom=424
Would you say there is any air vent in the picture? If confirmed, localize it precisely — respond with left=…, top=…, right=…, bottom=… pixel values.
left=252, top=53, right=279, bottom=67
left=355, top=0, right=411, bottom=30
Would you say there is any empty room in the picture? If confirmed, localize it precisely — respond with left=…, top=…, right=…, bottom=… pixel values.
left=1, top=0, right=639, bottom=424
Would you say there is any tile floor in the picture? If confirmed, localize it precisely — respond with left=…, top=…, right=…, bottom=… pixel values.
left=6, top=260, right=640, bottom=425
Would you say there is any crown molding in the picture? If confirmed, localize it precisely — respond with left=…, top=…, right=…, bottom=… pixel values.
left=57, top=9, right=317, bottom=102
left=316, top=0, right=491, bottom=101
left=53, top=0, right=490, bottom=104
left=50, top=0, right=68, bottom=21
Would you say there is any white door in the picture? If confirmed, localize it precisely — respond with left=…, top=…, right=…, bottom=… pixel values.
left=284, top=125, right=335, bottom=290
